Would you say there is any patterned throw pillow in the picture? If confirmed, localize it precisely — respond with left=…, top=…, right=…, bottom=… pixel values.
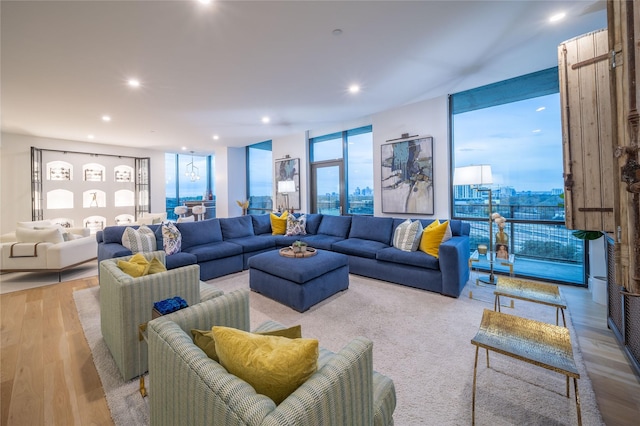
left=285, top=214, right=307, bottom=236
left=122, top=225, right=157, bottom=253
left=392, top=219, right=423, bottom=252
left=162, top=222, right=182, bottom=255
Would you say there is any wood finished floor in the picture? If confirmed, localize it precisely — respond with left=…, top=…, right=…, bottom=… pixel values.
left=1, top=277, right=639, bottom=425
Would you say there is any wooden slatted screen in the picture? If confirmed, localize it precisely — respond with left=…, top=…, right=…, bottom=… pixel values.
left=558, top=29, right=615, bottom=233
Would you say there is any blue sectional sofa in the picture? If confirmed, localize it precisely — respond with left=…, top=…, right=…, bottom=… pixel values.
left=97, top=214, right=471, bottom=297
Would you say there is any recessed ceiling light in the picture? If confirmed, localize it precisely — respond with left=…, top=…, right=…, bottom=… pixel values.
left=88, top=134, right=95, bottom=140
left=261, top=116, right=271, bottom=124
left=349, top=84, right=360, bottom=94
left=212, top=135, right=219, bottom=140
left=127, top=78, right=140, bottom=88
left=536, top=106, right=546, bottom=112
left=198, top=0, right=212, bottom=5
left=182, top=146, right=187, bottom=151
left=332, top=29, right=343, bottom=36
left=549, top=12, right=566, bottom=23
left=102, top=115, right=111, bottom=122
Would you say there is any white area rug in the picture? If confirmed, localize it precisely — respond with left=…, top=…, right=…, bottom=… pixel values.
left=74, top=271, right=604, bottom=425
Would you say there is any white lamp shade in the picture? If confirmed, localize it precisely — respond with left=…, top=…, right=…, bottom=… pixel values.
left=278, top=180, right=296, bottom=193
left=453, top=165, right=493, bottom=186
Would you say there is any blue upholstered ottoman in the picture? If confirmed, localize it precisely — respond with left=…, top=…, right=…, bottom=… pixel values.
left=248, top=249, right=349, bottom=312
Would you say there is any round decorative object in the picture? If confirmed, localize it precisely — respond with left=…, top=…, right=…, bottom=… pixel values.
left=279, top=247, right=317, bottom=258
left=477, top=244, right=488, bottom=255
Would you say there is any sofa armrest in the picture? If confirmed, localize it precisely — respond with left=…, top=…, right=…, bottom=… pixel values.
left=263, top=336, right=375, bottom=426
left=46, top=236, right=97, bottom=269
left=438, top=235, right=471, bottom=297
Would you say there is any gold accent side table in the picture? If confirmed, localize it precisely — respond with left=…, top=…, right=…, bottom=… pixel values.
left=470, top=309, right=581, bottom=426
left=494, top=277, right=567, bottom=326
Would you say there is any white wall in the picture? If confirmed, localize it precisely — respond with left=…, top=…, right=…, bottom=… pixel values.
left=271, top=132, right=309, bottom=212
left=269, top=96, right=450, bottom=218
left=372, top=95, right=450, bottom=218
left=214, top=146, right=246, bottom=218
left=0, top=132, right=166, bottom=234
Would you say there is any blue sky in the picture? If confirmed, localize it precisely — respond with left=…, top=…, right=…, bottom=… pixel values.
left=453, top=93, right=564, bottom=193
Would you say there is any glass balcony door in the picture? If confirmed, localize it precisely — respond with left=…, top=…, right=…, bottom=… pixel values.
left=311, top=161, right=344, bottom=215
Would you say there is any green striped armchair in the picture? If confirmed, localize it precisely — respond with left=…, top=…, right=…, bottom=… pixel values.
left=148, top=289, right=396, bottom=425
left=99, top=250, right=223, bottom=381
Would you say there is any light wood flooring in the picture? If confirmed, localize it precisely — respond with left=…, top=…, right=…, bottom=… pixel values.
left=1, top=277, right=639, bottom=425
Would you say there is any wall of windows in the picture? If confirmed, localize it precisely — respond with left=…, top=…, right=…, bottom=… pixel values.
left=246, top=141, right=273, bottom=214
left=165, top=152, right=214, bottom=220
left=450, top=67, right=584, bottom=285
left=309, top=125, right=373, bottom=215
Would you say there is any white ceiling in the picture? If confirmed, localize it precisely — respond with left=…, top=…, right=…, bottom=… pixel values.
left=1, top=0, right=607, bottom=154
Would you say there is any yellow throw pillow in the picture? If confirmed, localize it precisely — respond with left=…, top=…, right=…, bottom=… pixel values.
left=212, top=326, right=318, bottom=404
left=192, top=325, right=302, bottom=362
left=147, top=257, right=167, bottom=275
left=270, top=210, right=289, bottom=235
left=419, top=220, right=451, bottom=258
left=117, top=252, right=151, bottom=277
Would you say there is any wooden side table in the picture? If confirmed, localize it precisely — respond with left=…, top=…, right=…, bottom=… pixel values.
left=471, top=309, right=581, bottom=425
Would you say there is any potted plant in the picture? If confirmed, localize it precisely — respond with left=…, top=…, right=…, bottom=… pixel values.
left=292, top=240, right=307, bottom=253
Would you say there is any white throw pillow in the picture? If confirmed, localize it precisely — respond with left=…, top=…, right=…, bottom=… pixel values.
left=393, top=219, right=423, bottom=252
left=17, top=220, right=53, bottom=229
left=15, top=227, right=64, bottom=244
left=122, top=225, right=157, bottom=253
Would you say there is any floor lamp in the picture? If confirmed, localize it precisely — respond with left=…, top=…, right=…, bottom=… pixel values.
left=454, top=165, right=496, bottom=285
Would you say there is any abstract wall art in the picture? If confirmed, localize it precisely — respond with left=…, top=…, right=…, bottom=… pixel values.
left=381, top=136, right=434, bottom=214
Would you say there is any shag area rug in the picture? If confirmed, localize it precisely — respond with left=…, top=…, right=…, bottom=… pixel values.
left=74, top=272, right=604, bottom=425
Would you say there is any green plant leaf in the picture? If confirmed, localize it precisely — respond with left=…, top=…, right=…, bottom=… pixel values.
left=571, top=230, right=603, bottom=240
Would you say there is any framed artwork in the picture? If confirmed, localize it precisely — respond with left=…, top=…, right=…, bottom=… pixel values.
left=381, top=136, right=434, bottom=214
left=275, top=157, right=300, bottom=211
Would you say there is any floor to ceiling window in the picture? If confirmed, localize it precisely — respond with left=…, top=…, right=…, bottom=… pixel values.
left=165, top=152, right=214, bottom=220
left=246, top=141, right=273, bottom=214
left=450, top=67, right=584, bottom=285
left=310, top=125, right=373, bottom=215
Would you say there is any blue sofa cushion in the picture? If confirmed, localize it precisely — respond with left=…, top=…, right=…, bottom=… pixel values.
left=248, top=250, right=348, bottom=283
left=226, top=236, right=275, bottom=252
left=331, top=238, right=390, bottom=259
left=165, top=252, right=198, bottom=269
left=304, top=214, right=323, bottom=235
left=316, top=215, right=351, bottom=238
left=102, top=225, right=132, bottom=244
left=300, top=234, right=345, bottom=251
left=177, top=219, right=223, bottom=250
left=272, top=235, right=303, bottom=248
left=349, top=216, right=394, bottom=245
left=251, top=214, right=272, bottom=235
left=182, top=241, right=243, bottom=263
left=376, top=247, right=440, bottom=270
left=220, top=216, right=254, bottom=239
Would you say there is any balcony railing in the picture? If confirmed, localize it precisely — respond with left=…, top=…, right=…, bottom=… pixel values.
left=455, top=204, right=585, bottom=285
